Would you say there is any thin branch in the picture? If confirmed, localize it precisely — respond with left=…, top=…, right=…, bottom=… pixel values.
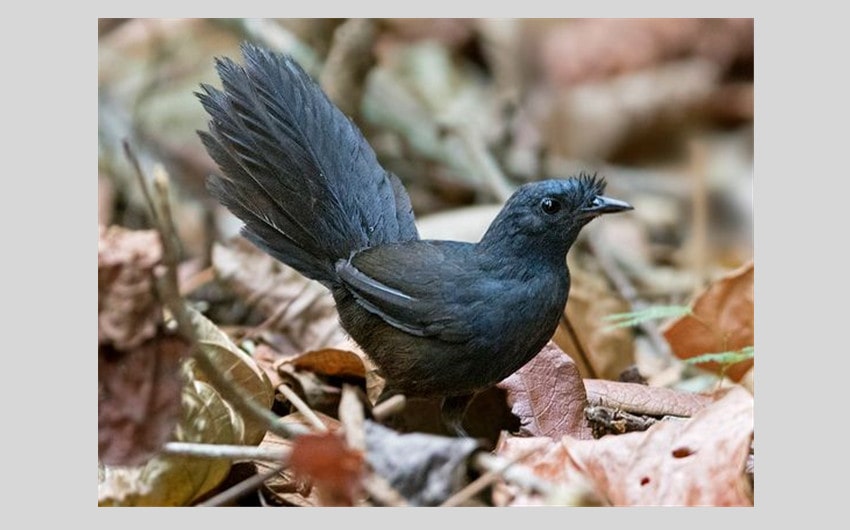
left=278, top=384, right=328, bottom=432
left=123, top=140, right=159, bottom=225
left=361, top=473, right=409, bottom=507
left=470, top=452, right=554, bottom=497
left=372, top=394, right=406, bottom=421
left=443, top=448, right=540, bottom=507
left=163, top=442, right=289, bottom=462
left=559, top=312, right=599, bottom=379
left=198, top=463, right=287, bottom=507
left=125, top=149, right=305, bottom=441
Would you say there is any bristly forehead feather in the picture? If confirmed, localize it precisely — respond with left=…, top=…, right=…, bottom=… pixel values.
left=575, top=171, right=607, bottom=198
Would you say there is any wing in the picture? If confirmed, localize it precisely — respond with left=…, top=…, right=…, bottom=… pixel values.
left=335, top=241, right=492, bottom=343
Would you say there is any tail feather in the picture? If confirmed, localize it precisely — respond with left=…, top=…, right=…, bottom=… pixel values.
left=199, top=42, right=419, bottom=287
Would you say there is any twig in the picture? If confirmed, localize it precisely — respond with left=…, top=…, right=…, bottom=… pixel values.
left=339, top=384, right=366, bottom=451
left=125, top=146, right=305, bottom=441
left=470, top=452, right=554, bottom=497
left=559, top=312, right=599, bottom=380
left=198, top=463, right=287, bottom=507
left=442, top=447, right=540, bottom=507
left=689, top=139, right=710, bottom=293
left=243, top=280, right=312, bottom=342
left=278, top=384, right=328, bottom=432
left=163, top=442, right=289, bottom=462
left=361, top=473, right=409, bottom=507
left=371, top=394, right=406, bottom=421
left=123, top=141, right=159, bottom=224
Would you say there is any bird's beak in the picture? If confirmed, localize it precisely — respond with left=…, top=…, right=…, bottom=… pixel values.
left=581, top=195, right=633, bottom=218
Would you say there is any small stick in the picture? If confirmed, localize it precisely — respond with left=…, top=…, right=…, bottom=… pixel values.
left=442, top=448, right=540, bottom=507
left=371, top=394, right=406, bottom=421
left=198, top=463, right=287, bottom=507
left=559, top=312, right=599, bottom=379
left=278, top=384, right=328, bottom=432
left=163, top=442, right=289, bottom=462
left=361, top=473, right=409, bottom=507
left=125, top=146, right=304, bottom=441
left=470, top=452, right=553, bottom=497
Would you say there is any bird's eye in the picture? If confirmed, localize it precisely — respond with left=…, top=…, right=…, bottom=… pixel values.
left=540, top=197, right=562, bottom=215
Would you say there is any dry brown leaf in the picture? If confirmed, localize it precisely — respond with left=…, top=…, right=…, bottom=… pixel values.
left=289, top=432, right=365, bottom=506
left=212, top=241, right=347, bottom=352
left=98, top=378, right=240, bottom=506
left=568, top=386, right=753, bottom=505
left=98, top=335, right=188, bottom=466
left=584, top=379, right=714, bottom=418
left=493, top=435, right=604, bottom=506
left=497, top=387, right=753, bottom=506
left=98, top=225, right=162, bottom=350
left=498, top=342, right=592, bottom=440
left=662, top=260, right=753, bottom=381
left=187, top=305, right=275, bottom=445
left=288, top=348, right=368, bottom=379
left=537, top=19, right=753, bottom=86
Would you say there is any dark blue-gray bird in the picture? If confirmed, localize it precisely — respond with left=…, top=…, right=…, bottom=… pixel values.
left=197, top=43, right=632, bottom=436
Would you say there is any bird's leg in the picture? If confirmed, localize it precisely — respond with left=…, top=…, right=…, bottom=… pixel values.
left=440, top=393, right=475, bottom=437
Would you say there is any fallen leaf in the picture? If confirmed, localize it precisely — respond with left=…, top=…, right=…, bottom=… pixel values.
left=584, top=379, right=714, bottom=418
left=538, top=19, right=753, bottom=86
left=498, top=342, right=592, bottom=440
left=662, top=260, right=754, bottom=381
left=98, top=378, right=241, bottom=506
left=288, top=348, right=368, bottom=379
left=364, top=420, right=481, bottom=506
left=492, top=435, right=603, bottom=507
left=212, top=241, right=347, bottom=352
left=98, top=334, right=188, bottom=466
left=98, top=225, right=162, bottom=350
left=187, top=305, right=275, bottom=445
left=496, top=386, right=753, bottom=506
left=568, top=386, right=753, bottom=505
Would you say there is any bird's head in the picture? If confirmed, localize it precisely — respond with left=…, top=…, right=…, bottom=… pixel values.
left=479, top=173, right=633, bottom=262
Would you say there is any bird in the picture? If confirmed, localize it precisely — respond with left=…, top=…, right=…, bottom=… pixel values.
left=197, top=43, right=633, bottom=436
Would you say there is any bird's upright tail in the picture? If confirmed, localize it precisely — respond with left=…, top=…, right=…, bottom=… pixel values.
left=197, top=43, right=419, bottom=287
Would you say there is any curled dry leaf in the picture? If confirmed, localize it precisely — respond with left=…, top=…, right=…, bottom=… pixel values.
left=584, top=379, right=714, bottom=418
left=98, top=335, right=189, bottom=466
left=662, top=260, right=753, bottom=381
left=288, top=348, right=368, bottom=379
left=212, top=241, right=348, bottom=352
left=98, top=378, right=240, bottom=506
left=498, top=342, right=592, bottom=440
left=99, top=307, right=275, bottom=505
left=98, top=225, right=162, bottom=350
left=186, top=305, right=275, bottom=445
left=364, top=420, right=481, bottom=506
left=496, top=387, right=753, bottom=506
